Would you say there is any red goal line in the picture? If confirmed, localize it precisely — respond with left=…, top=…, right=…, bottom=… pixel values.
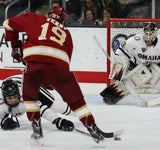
left=0, top=69, right=108, bottom=84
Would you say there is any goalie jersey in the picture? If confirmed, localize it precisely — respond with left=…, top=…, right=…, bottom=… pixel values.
left=116, top=34, right=160, bottom=66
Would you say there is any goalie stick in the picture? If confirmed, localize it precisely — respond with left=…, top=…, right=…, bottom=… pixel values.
left=75, top=128, right=124, bottom=139
left=93, top=35, right=147, bottom=107
left=146, top=97, right=160, bottom=107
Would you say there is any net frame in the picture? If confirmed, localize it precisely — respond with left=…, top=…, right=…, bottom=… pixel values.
left=107, top=18, right=160, bottom=94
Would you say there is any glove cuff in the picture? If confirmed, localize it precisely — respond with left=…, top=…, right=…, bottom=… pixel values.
left=11, top=40, right=22, bottom=48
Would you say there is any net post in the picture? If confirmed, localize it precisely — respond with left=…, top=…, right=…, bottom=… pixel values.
left=107, top=19, right=111, bottom=86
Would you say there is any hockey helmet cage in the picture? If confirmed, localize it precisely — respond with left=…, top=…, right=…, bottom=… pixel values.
left=143, top=22, right=158, bottom=33
left=1, top=79, right=20, bottom=107
left=143, top=22, right=158, bottom=46
left=48, top=6, right=67, bottom=23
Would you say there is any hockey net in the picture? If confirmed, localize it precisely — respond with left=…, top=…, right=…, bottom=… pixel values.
left=107, top=18, right=160, bottom=94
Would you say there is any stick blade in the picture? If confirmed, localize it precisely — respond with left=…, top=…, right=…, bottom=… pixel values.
left=113, top=129, right=124, bottom=137
left=147, top=97, right=160, bottom=107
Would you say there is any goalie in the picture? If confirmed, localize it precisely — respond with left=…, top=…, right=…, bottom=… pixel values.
left=101, top=22, right=160, bottom=105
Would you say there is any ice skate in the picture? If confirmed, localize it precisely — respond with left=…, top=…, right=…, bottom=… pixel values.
left=86, top=123, right=104, bottom=143
left=31, top=118, right=43, bottom=140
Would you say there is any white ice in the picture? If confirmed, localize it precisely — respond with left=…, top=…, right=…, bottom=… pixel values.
left=1, top=92, right=160, bottom=150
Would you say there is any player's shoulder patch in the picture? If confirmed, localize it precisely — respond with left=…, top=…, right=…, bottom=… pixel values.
left=134, top=36, right=141, bottom=41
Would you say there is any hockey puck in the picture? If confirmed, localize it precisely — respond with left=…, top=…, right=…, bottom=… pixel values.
left=114, top=137, right=121, bottom=141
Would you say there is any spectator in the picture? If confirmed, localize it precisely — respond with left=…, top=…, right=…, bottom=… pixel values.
left=65, top=0, right=82, bottom=26
left=80, top=9, right=99, bottom=26
left=120, top=0, right=134, bottom=17
left=102, top=0, right=121, bottom=17
left=119, top=0, right=147, bottom=18
left=30, top=0, right=43, bottom=13
left=52, top=0, right=60, bottom=7
left=0, top=0, right=21, bottom=25
left=0, top=0, right=10, bottom=25
left=133, top=8, right=145, bottom=18
left=81, top=0, right=101, bottom=20
left=99, top=7, right=113, bottom=26
left=155, top=0, right=160, bottom=18
left=19, top=0, right=43, bottom=14
left=35, top=7, right=46, bottom=16
left=119, top=0, right=129, bottom=5
left=131, top=8, right=146, bottom=27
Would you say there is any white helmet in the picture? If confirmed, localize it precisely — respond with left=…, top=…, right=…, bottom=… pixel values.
left=143, top=22, right=158, bottom=46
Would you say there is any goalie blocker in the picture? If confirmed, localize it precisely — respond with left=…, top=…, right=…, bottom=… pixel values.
left=101, top=63, right=152, bottom=104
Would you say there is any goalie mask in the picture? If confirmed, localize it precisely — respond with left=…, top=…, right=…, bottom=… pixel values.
left=1, top=79, right=20, bottom=107
left=143, top=22, right=158, bottom=46
left=48, top=6, right=67, bottom=24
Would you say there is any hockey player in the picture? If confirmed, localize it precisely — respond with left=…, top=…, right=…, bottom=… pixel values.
left=100, top=22, right=160, bottom=105
left=0, top=75, right=74, bottom=131
left=3, top=6, right=105, bottom=143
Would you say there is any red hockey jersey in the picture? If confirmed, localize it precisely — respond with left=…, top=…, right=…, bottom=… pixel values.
left=3, top=12, right=73, bottom=69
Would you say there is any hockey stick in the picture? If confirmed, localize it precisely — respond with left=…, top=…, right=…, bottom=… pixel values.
left=93, top=35, right=147, bottom=107
left=146, top=97, right=160, bottom=107
left=75, top=128, right=124, bottom=139
left=93, top=36, right=112, bottom=62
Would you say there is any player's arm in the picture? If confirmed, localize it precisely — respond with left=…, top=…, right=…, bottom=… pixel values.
left=3, top=13, right=29, bottom=63
left=0, top=101, right=26, bottom=130
left=65, top=31, right=73, bottom=61
left=3, top=20, right=23, bottom=62
left=1, top=114, right=20, bottom=130
left=109, top=37, right=138, bottom=81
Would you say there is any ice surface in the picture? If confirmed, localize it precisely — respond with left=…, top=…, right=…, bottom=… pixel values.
left=1, top=95, right=160, bottom=150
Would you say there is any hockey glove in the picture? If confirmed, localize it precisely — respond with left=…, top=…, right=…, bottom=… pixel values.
left=1, top=114, right=20, bottom=130
left=100, top=86, right=121, bottom=104
left=11, top=40, right=23, bottom=63
left=54, top=117, right=74, bottom=131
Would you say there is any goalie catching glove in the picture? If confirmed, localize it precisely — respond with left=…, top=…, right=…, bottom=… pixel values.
left=11, top=40, right=23, bottom=63
left=54, top=117, right=74, bottom=131
left=1, top=114, right=20, bottom=130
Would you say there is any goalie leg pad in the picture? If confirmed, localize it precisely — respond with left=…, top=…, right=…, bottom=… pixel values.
left=149, top=63, right=160, bottom=89
left=126, top=63, right=152, bottom=88
left=100, top=81, right=129, bottom=104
